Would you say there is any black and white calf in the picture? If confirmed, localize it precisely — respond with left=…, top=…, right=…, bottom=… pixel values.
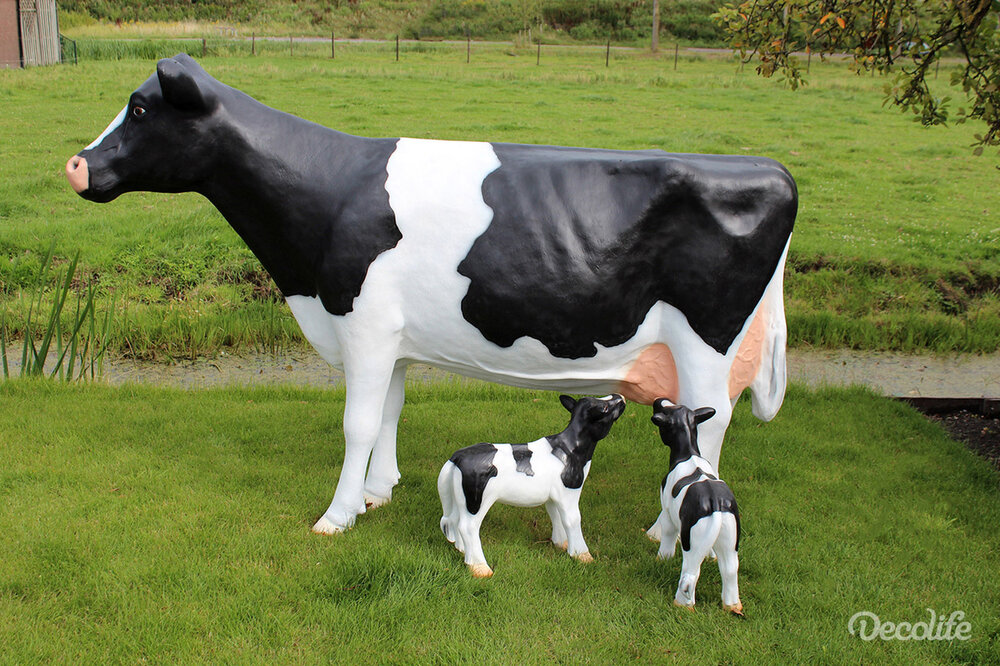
left=67, top=54, right=795, bottom=535
left=438, top=394, right=626, bottom=577
left=649, top=399, right=742, bottom=614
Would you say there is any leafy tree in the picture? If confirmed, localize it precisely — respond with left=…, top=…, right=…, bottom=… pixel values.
left=714, top=0, right=1000, bottom=155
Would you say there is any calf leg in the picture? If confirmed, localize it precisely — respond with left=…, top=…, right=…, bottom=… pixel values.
left=674, top=517, right=718, bottom=608
left=458, top=502, right=494, bottom=578
left=716, top=515, right=742, bottom=615
left=364, top=364, right=407, bottom=508
left=558, top=498, right=592, bottom=562
left=656, top=518, right=679, bottom=561
left=546, top=500, right=568, bottom=550
left=313, top=350, right=398, bottom=534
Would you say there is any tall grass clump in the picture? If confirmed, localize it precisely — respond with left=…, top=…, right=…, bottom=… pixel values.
left=1, top=246, right=113, bottom=381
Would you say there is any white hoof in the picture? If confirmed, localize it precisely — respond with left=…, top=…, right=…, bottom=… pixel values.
left=312, top=512, right=354, bottom=535
left=469, top=563, right=494, bottom=578
left=646, top=523, right=662, bottom=543
left=364, top=491, right=392, bottom=509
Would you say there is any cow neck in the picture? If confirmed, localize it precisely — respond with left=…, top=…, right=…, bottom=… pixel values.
left=663, top=427, right=701, bottom=472
left=546, top=422, right=600, bottom=489
left=200, top=94, right=400, bottom=312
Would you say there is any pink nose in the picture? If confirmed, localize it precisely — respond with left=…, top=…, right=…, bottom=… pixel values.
left=66, top=155, right=89, bottom=193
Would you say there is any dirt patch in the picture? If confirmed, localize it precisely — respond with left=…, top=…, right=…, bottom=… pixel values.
left=929, top=411, right=1000, bottom=471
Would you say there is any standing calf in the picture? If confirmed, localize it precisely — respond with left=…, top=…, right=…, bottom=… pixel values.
left=649, top=398, right=743, bottom=615
left=438, top=394, right=626, bottom=577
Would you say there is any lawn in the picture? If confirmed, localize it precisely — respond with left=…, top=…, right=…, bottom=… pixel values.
left=0, top=380, right=997, bottom=662
left=0, top=43, right=997, bottom=357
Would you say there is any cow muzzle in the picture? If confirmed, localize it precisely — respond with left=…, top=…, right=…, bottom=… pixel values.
left=65, top=155, right=89, bottom=194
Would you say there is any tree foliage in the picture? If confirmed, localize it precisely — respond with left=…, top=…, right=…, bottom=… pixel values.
left=714, top=0, right=1000, bottom=154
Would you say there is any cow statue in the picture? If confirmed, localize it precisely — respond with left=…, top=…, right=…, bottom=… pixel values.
left=65, top=54, right=796, bottom=534
left=650, top=398, right=742, bottom=615
left=438, top=393, right=626, bottom=577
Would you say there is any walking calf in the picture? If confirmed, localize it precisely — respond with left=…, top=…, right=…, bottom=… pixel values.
left=649, top=398, right=743, bottom=614
left=438, top=394, right=626, bottom=577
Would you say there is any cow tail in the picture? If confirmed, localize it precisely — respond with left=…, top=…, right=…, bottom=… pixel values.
left=438, top=462, right=456, bottom=543
left=749, top=239, right=789, bottom=422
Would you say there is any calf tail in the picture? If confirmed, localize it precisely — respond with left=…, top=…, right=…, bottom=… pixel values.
left=749, top=239, right=789, bottom=422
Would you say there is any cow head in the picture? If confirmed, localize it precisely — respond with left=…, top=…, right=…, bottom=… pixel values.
left=66, top=54, right=224, bottom=203
left=559, top=393, right=627, bottom=443
left=651, top=398, right=715, bottom=463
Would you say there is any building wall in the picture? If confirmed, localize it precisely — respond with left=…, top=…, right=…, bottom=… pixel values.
left=0, top=0, right=21, bottom=68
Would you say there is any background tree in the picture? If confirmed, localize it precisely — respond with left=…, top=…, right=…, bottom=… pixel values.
left=714, top=0, right=1000, bottom=155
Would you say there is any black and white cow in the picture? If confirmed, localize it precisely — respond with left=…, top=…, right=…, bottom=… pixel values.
left=649, top=399, right=742, bottom=614
left=66, top=54, right=797, bottom=534
left=438, top=394, right=626, bottom=577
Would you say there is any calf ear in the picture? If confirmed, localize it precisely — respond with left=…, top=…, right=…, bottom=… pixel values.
left=693, top=407, right=716, bottom=424
left=157, top=57, right=212, bottom=113
left=651, top=412, right=668, bottom=427
left=559, top=395, right=578, bottom=412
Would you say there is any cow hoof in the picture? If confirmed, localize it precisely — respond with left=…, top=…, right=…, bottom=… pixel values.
left=573, top=551, right=594, bottom=564
left=363, top=491, right=391, bottom=509
left=672, top=600, right=696, bottom=611
left=312, top=513, right=352, bottom=535
left=554, top=540, right=568, bottom=551
left=723, top=602, right=744, bottom=617
left=469, top=563, right=493, bottom=578
left=645, top=524, right=661, bottom=543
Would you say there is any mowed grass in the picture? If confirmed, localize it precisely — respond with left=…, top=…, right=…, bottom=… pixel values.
left=0, top=380, right=998, bottom=662
left=1, top=45, right=998, bottom=356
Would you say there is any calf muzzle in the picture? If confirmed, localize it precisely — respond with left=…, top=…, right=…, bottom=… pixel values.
left=65, top=155, right=89, bottom=194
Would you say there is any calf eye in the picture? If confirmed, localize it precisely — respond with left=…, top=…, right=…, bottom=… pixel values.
left=132, top=106, right=146, bottom=118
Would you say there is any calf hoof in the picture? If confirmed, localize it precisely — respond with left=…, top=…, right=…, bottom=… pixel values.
left=723, top=602, right=744, bottom=617
left=468, top=563, right=494, bottom=578
left=645, top=524, right=661, bottom=543
left=554, top=540, right=568, bottom=551
left=363, top=491, right=391, bottom=509
left=672, top=600, right=696, bottom=611
left=312, top=514, right=350, bottom=534
left=573, top=551, right=594, bottom=564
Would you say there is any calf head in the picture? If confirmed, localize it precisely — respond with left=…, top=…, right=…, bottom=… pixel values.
left=66, top=54, right=225, bottom=203
left=559, top=393, right=627, bottom=445
left=651, top=398, right=715, bottom=469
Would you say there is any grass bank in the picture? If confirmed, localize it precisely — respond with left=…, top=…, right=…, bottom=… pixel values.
left=0, top=381, right=997, bottom=661
left=2, top=47, right=997, bottom=357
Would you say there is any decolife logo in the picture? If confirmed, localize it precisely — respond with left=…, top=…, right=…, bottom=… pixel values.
left=848, top=609, right=972, bottom=641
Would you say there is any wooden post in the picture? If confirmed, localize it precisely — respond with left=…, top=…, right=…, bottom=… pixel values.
left=807, top=46, right=812, bottom=73
left=674, top=43, right=678, bottom=70
left=202, top=38, right=206, bottom=58
left=332, top=31, right=335, bottom=59
left=467, top=36, right=471, bottom=64
left=396, top=34, right=399, bottom=61
left=290, top=35, right=293, bottom=57
left=651, top=0, right=660, bottom=52
left=252, top=32, right=255, bottom=56
left=606, top=39, right=610, bottom=67
left=536, top=40, right=540, bottom=65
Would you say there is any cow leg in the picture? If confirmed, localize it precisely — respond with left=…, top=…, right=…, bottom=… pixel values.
left=363, top=364, right=406, bottom=508
left=313, top=351, right=398, bottom=534
left=546, top=500, right=568, bottom=550
left=459, top=502, right=493, bottom=578
left=560, top=498, right=592, bottom=562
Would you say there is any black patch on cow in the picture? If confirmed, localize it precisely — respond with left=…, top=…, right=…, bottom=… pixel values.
left=76, top=55, right=402, bottom=316
left=546, top=434, right=593, bottom=489
left=679, top=479, right=740, bottom=552
left=511, top=443, right=534, bottom=476
left=670, top=468, right=717, bottom=498
left=449, top=442, right=499, bottom=515
left=458, top=143, right=797, bottom=357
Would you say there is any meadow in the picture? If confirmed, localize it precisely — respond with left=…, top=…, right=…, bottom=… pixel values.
left=1, top=42, right=998, bottom=358
left=0, top=380, right=996, bottom=663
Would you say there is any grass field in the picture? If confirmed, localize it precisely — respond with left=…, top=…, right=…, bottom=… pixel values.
left=0, top=380, right=997, bottom=662
left=2, top=44, right=998, bottom=357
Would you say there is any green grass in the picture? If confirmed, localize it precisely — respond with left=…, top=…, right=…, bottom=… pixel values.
left=0, top=380, right=997, bottom=662
left=1, top=47, right=998, bottom=357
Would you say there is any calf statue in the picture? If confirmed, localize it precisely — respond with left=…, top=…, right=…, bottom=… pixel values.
left=650, top=398, right=743, bottom=615
left=66, top=54, right=796, bottom=534
left=438, top=394, right=626, bottom=577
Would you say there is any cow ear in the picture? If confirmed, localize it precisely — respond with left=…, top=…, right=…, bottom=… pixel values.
left=157, top=56, right=212, bottom=113
left=559, top=395, right=577, bottom=412
left=694, top=407, right=716, bottom=424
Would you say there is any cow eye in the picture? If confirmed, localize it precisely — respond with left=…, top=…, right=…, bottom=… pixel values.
left=132, top=106, right=146, bottom=119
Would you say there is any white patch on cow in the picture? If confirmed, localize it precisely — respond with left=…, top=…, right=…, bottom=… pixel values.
left=85, top=106, right=127, bottom=151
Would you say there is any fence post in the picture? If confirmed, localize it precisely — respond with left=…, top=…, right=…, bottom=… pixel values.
left=536, top=40, right=540, bottom=65
left=290, top=35, right=293, bottom=57
left=674, top=43, right=679, bottom=71
left=202, top=38, right=206, bottom=58
left=396, top=34, right=399, bottom=61
left=467, top=36, right=470, bottom=64
left=606, top=39, right=610, bottom=67
left=252, top=32, right=255, bottom=56
left=332, top=31, right=335, bottom=59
